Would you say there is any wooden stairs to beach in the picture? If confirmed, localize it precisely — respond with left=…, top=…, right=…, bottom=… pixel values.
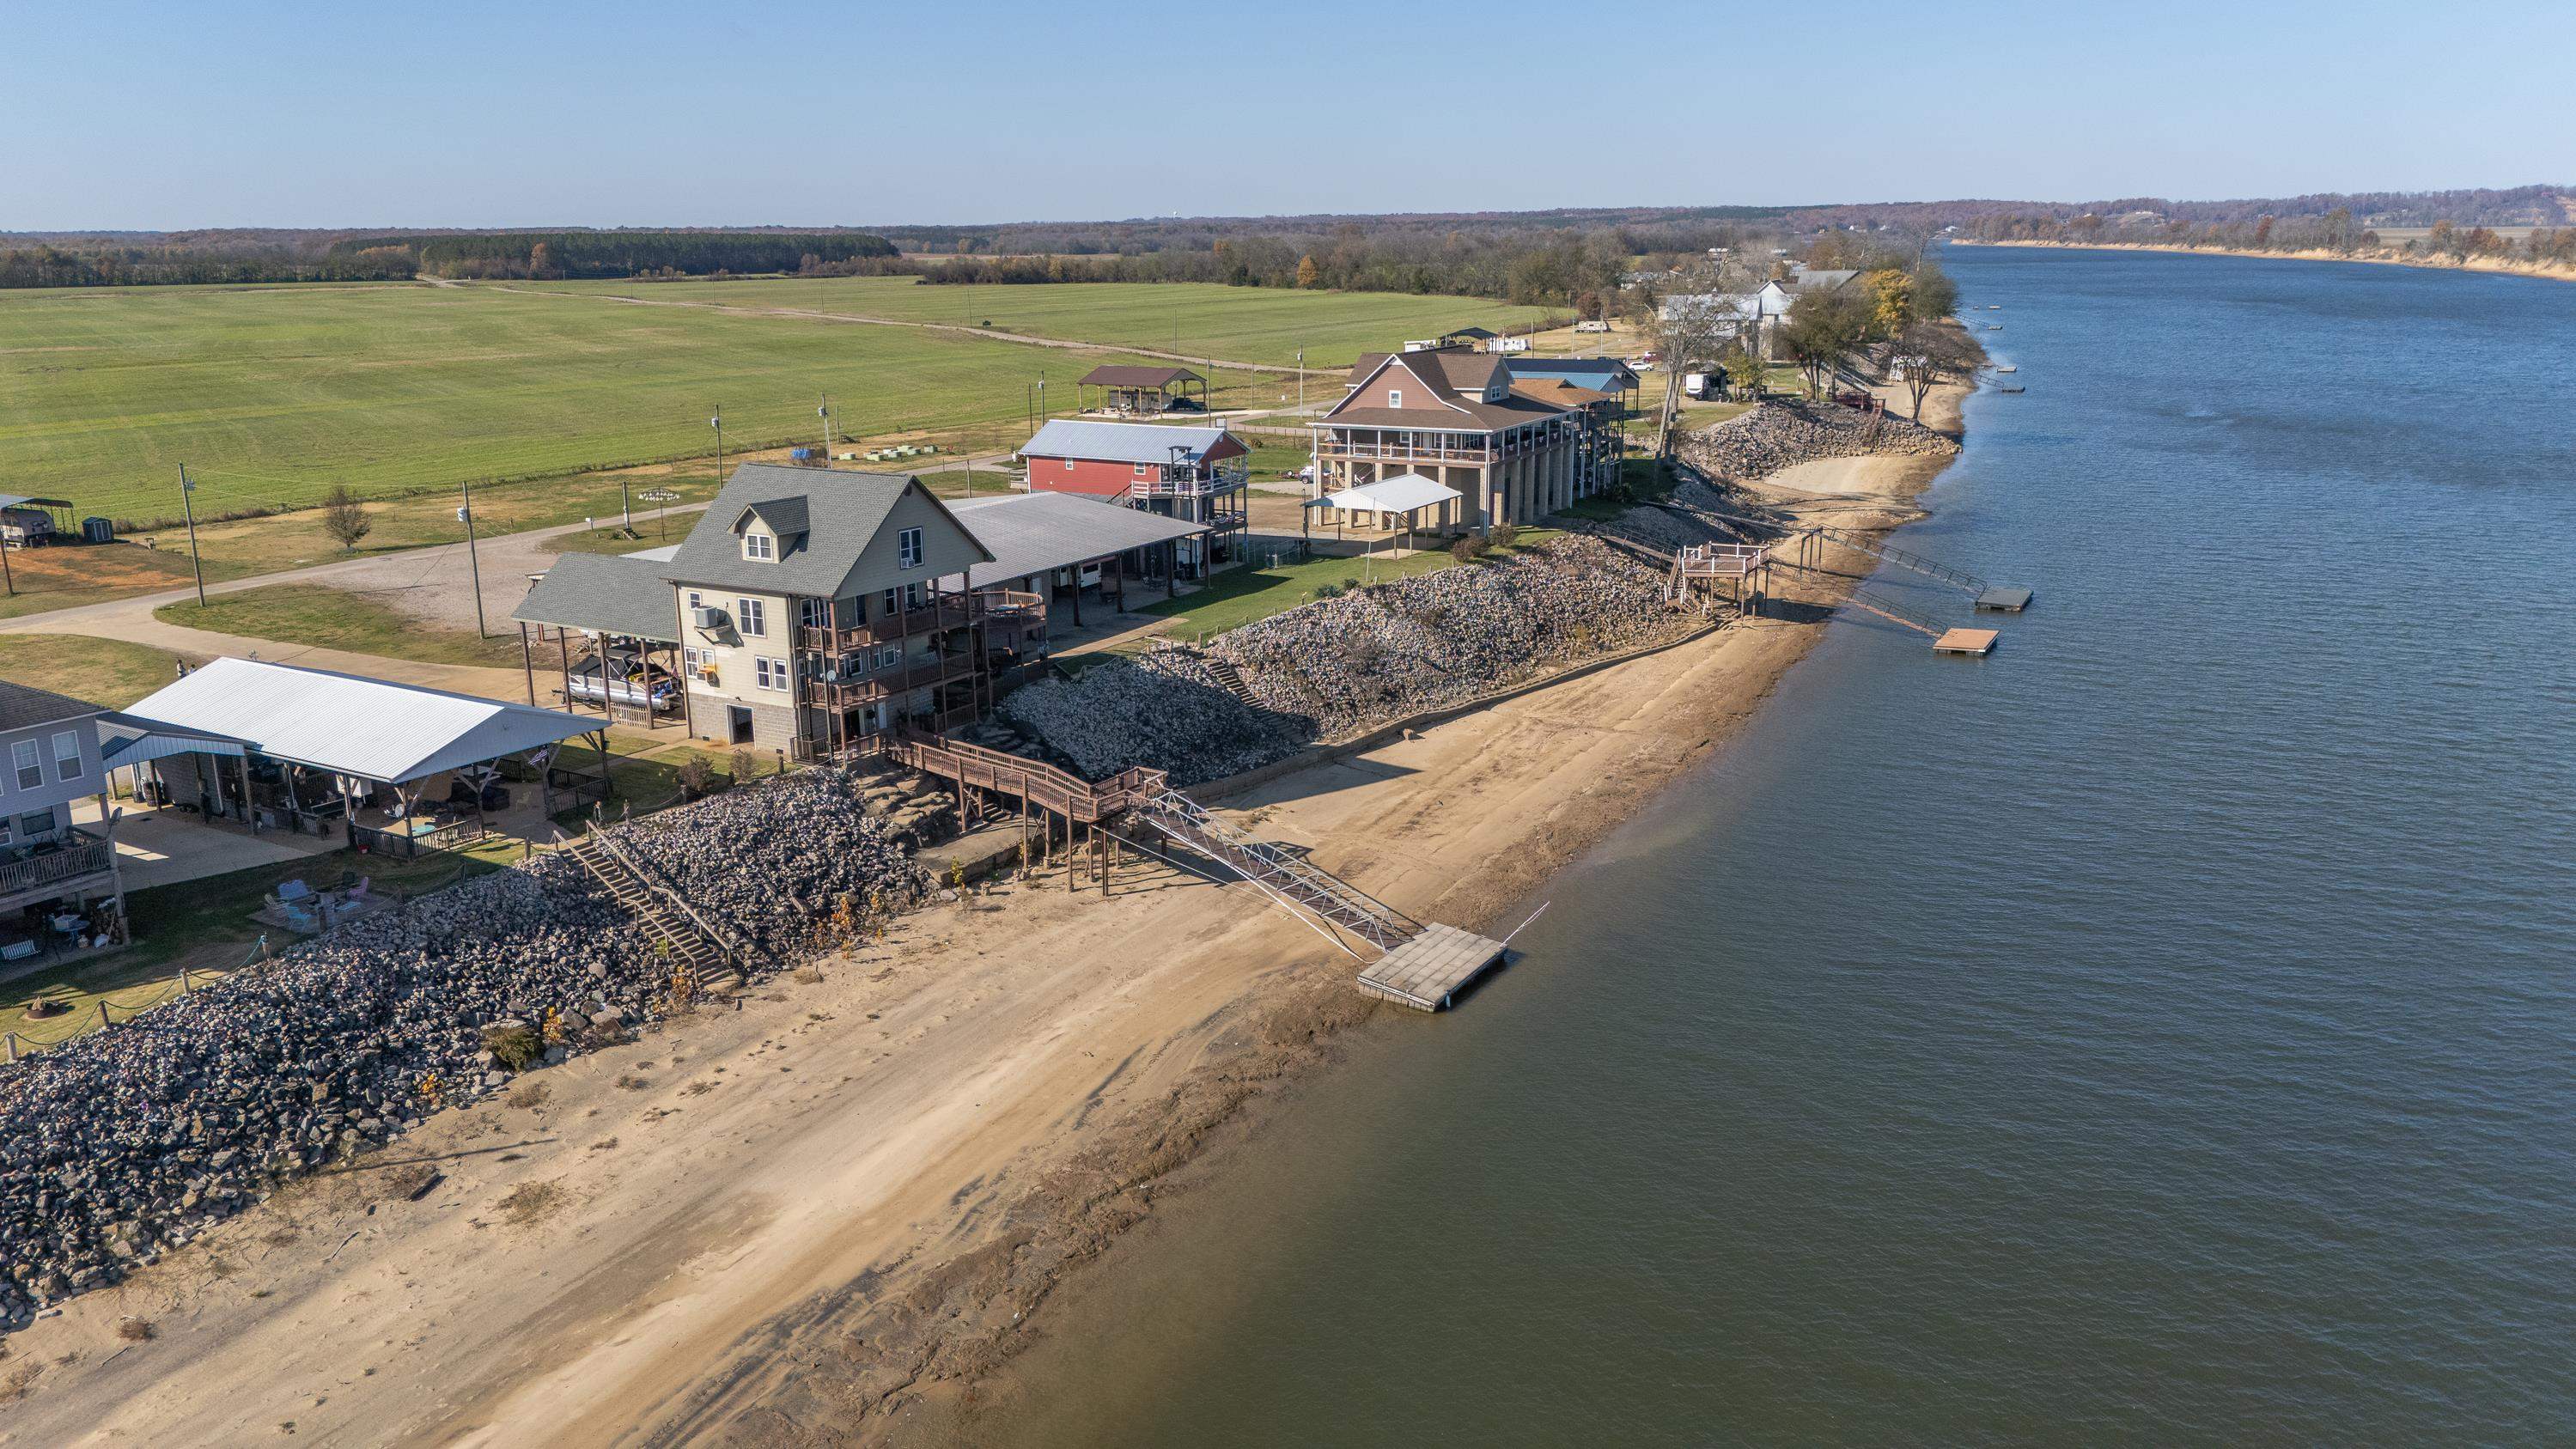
left=562, top=833, right=749, bottom=996
left=1204, top=656, right=1254, bottom=704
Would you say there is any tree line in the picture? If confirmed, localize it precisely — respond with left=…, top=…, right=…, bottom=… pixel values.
left=1963, top=208, right=2576, bottom=266
left=331, top=230, right=898, bottom=280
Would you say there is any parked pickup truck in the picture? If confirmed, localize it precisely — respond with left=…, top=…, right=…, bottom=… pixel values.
left=566, top=658, right=680, bottom=714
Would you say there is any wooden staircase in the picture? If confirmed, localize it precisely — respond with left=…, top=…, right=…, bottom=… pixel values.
left=1204, top=656, right=1254, bottom=703
left=562, top=832, right=752, bottom=996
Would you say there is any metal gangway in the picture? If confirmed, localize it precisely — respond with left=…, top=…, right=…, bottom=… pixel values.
left=1130, top=790, right=1422, bottom=954
left=1805, top=523, right=1989, bottom=598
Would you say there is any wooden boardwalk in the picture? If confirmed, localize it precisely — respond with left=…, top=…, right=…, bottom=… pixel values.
left=1356, top=923, right=1509, bottom=1012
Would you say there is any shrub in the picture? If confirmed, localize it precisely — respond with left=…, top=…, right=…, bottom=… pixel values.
left=116, top=1318, right=156, bottom=1342
left=1489, top=522, right=1520, bottom=550
left=1450, top=535, right=1489, bottom=563
left=1313, top=583, right=1343, bottom=600
left=675, top=755, right=714, bottom=800
left=482, top=1023, right=540, bottom=1071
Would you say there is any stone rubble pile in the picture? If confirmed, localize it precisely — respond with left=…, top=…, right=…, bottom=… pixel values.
left=1678, top=399, right=1958, bottom=482
left=1003, top=535, right=1684, bottom=784
left=0, top=766, right=929, bottom=1330
left=621, top=767, right=934, bottom=956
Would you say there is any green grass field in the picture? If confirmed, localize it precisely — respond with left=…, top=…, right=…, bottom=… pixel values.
left=526, top=277, right=1541, bottom=371
left=153, top=583, right=522, bottom=668
left=1134, top=528, right=1562, bottom=641
left=0, top=280, right=1285, bottom=529
left=0, top=633, right=189, bottom=706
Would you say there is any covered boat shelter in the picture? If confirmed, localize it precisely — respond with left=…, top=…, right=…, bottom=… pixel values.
left=101, top=658, right=603, bottom=857
left=510, top=551, right=690, bottom=733
left=1302, top=472, right=1466, bottom=551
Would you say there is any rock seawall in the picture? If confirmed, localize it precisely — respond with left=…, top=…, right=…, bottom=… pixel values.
left=0, top=767, right=933, bottom=1330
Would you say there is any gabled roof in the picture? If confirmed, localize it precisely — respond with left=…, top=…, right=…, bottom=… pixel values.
left=1440, top=326, right=1499, bottom=341
left=945, top=493, right=1209, bottom=590
left=740, top=496, right=809, bottom=539
left=110, top=658, right=594, bottom=786
left=511, top=552, right=680, bottom=643
left=1079, top=364, right=1203, bottom=388
left=1023, top=419, right=1239, bottom=466
left=1511, top=380, right=1613, bottom=407
left=1790, top=268, right=1860, bottom=290
left=662, top=463, right=991, bottom=599
left=0, top=679, right=107, bottom=733
left=1325, top=350, right=1573, bottom=431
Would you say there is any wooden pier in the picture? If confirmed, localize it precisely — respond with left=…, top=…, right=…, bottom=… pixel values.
left=1975, top=586, right=2034, bottom=612
left=1356, top=923, right=1510, bottom=1012
left=1932, top=627, right=2000, bottom=656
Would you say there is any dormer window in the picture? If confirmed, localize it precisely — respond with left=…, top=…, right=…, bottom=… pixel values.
left=743, top=532, right=774, bottom=562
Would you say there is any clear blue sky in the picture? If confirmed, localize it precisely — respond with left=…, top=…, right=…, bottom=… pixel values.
left=7, top=0, right=2570, bottom=230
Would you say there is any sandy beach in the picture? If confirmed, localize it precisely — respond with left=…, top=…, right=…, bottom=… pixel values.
left=0, top=387, right=1964, bottom=1446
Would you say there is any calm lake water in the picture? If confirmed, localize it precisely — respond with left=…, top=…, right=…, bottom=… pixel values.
left=966, top=246, right=2576, bottom=1445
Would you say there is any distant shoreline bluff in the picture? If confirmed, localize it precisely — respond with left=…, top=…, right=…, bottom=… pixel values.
left=1952, top=236, right=2576, bottom=285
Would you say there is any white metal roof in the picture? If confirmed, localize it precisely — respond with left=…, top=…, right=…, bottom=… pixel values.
left=1315, top=473, right=1463, bottom=515
left=113, top=658, right=596, bottom=785
left=945, top=492, right=1208, bottom=588
left=1022, top=419, right=1234, bottom=466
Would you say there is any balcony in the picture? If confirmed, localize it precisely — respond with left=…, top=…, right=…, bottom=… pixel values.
left=1126, top=463, right=1250, bottom=499
left=1313, top=434, right=1495, bottom=465
left=0, top=831, right=116, bottom=911
left=798, top=595, right=976, bottom=654
left=801, top=650, right=981, bottom=709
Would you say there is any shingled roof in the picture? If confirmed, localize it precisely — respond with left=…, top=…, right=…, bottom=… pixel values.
left=511, top=552, right=679, bottom=643
left=662, top=463, right=990, bottom=599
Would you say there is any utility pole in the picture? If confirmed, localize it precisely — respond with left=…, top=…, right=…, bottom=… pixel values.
left=618, top=473, right=633, bottom=534
left=709, top=406, right=726, bottom=488
left=818, top=392, right=835, bottom=455
left=179, top=464, right=206, bottom=606
left=460, top=478, right=487, bottom=637
left=1297, top=345, right=1306, bottom=412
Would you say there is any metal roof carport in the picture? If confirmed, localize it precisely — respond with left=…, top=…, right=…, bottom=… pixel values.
left=101, top=658, right=606, bottom=854
left=111, top=658, right=597, bottom=787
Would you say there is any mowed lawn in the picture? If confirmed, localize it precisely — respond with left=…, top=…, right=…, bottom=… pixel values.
left=0, top=281, right=1254, bottom=529
left=529, top=277, right=1546, bottom=370
left=153, top=583, right=522, bottom=668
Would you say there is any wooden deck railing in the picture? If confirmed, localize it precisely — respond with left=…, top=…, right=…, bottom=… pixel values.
left=886, top=729, right=1166, bottom=825
left=0, top=837, right=114, bottom=901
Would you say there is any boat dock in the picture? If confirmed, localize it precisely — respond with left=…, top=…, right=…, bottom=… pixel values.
left=1933, top=627, right=2001, bottom=656
left=1975, top=586, right=2034, bottom=612
left=1356, top=923, right=1510, bottom=1012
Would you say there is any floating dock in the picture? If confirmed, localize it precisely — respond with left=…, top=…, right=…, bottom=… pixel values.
left=1933, top=628, right=2000, bottom=656
left=1357, top=923, right=1510, bottom=1012
left=1975, top=586, right=2034, bottom=612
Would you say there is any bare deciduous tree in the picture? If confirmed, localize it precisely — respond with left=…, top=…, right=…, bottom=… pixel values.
left=320, top=484, right=372, bottom=552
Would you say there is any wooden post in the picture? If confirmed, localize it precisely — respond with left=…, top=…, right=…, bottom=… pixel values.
left=557, top=628, right=575, bottom=719
left=237, top=752, right=259, bottom=833
left=519, top=623, right=537, bottom=706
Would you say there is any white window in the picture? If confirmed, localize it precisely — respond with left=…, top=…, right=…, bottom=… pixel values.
left=1133, top=462, right=1148, bottom=476
left=19, top=809, right=54, bottom=839
left=686, top=591, right=703, bottom=612
left=743, top=532, right=774, bottom=561
left=755, top=657, right=789, bottom=691
left=876, top=645, right=902, bottom=670
left=735, top=598, right=765, bottom=636
left=898, top=527, right=923, bottom=569
left=1063, top=458, right=1075, bottom=471
left=797, top=597, right=827, bottom=629
left=683, top=647, right=707, bottom=669
left=1387, top=389, right=1403, bottom=407
left=904, top=582, right=923, bottom=611
left=11, top=740, right=38, bottom=791
left=880, top=588, right=899, bottom=619
left=0, top=819, right=14, bottom=847
left=51, top=730, right=79, bottom=782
